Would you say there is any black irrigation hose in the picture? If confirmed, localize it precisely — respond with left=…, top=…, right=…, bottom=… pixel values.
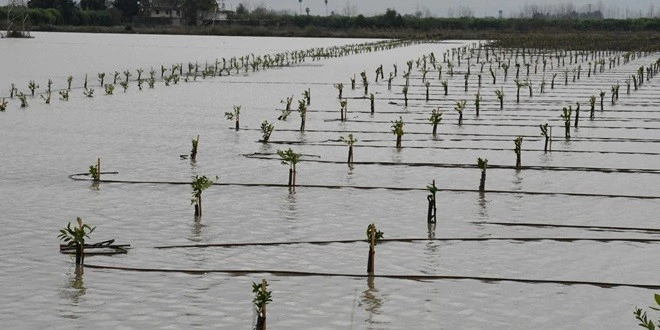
left=68, top=174, right=660, bottom=200
left=265, top=141, right=660, bottom=156
left=243, top=128, right=660, bottom=143
left=476, top=222, right=660, bottom=233
left=322, top=119, right=660, bottom=131
left=155, top=236, right=660, bottom=250
left=82, top=263, right=660, bottom=290
left=307, top=109, right=660, bottom=123
left=243, top=155, right=660, bottom=174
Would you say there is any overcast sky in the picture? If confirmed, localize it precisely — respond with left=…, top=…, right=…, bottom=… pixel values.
left=224, top=0, right=658, bottom=18
left=1, top=0, right=656, bottom=18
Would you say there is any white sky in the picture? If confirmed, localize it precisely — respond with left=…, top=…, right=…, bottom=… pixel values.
left=1, top=0, right=656, bottom=18
left=226, top=0, right=658, bottom=18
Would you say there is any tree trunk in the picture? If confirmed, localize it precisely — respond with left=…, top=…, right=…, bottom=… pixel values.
left=427, top=194, right=436, bottom=223
left=479, top=170, right=486, bottom=192
left=396, top=135, right=401, bottom=148
left=75, top=244, right=84, bottom=265
left=367, top=231, right=375, bottom=274
left=516, top=154, right=521, bottom=170
left=544, top=137, right=548, bottom=153
left=432, top=124, right=438, bottom=136
left=348, top=146, right=353, bottom=164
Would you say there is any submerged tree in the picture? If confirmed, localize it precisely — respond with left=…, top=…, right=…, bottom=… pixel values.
left=426, top=180, right=438, bottom=223
left=633, top=293, right=660, bottom=330
left=495, top=87, right=504, bottom=110
left=391, top=116, right=404, bottom=148
left=474, top=92, right=482, bottom=116
left=402, top=86, right=408, bottom=106
left=428, top=108, right=443, bottom=136
left=277, top=148, right=301, bottom=188
left=252, top=279, right=272, bottom=330
left=260, top=120, right=274, bottom=143
left=190, top=135, right=200, bottom=160
left=478, top=158, right=488, bottom=192
left=340, top=134, right=357, bottom=164
left=540, top=123, right=550, bottom=153
left=366, top=223, right=384, bottom=274
left=191, top=175, right=216, bottom=217
left=278, top=96, right=294, bottom=121
left=58, top=217, right=95, bottom=265
left=455, top=100, right=467, bottom=125
left=514, top=136, right=523, bottom=170
left=334, top=83, right=343, bottom=99
left=340, top=99, right=348, bottom=121
left=298, top=99, right=307, bottom=132
left=561, top=106, right=572, bottom=139
left=224, top=105, right=241, bottom=130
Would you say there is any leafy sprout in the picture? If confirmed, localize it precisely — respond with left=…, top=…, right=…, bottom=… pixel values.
left=252, top=280, right=272, bottom=315
left=276, top=148, right=301, bottom=167
left=340, top=134, right=357, bottom=146
left=477, top=157, right=488, bottom=170
left=58, top=217, right=95, bottom=248
left=89, top=164, right=100, bottom=181
left=190, top=175, right=217, bottom=205
left=366, top=223, right=384, bottom=245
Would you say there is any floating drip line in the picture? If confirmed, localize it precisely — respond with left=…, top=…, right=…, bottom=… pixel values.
left=82, top=264, right=660, bottom=290
left=242, top=155, right=660, bottom=174
left=68, top=174, right=660, bottom=200
left=239, top=128, right=660, bottom=143
left=263, top=141, right=660, bottom=156
left=477, top=222, right=660, bottom=233
left=154, top=236, right=660, bottom=250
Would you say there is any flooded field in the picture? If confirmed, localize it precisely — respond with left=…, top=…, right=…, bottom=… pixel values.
left=0, top=32, right=659, bottom=329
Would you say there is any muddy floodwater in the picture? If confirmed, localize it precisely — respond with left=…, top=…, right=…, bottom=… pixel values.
left=0, top=32, right=659, bottom=329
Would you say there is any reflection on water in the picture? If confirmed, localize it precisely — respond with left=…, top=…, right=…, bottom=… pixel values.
left=281, top=192, right=299, bottom=229
left=512, top=171, right=524, bottom=191
left=390, top=149, right=404, bottom=186
left=422, top=240, right=440, bottom=275
left=60, top=266, right=86, bottom=306
left=361, top=276, right=383, bottom=326
left=346, top=166, right=355, bottom=185
left=427, top=222, right=436, bottom=240
left=258, top=143, right=273, bottom=154
left=89, top=182, right=100, bottom=191
left=511, top=172, right=524, bottom=212
left=476, top=192, right=488, bottom=219
left=190, top=218, right=204, bottom=242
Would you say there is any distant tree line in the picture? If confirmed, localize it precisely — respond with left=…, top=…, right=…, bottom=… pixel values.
left=0, top=0, right=216, bottom=27
left=227, top=8, right=659, bottom=32
left=1, top=5, right=658, bottom=32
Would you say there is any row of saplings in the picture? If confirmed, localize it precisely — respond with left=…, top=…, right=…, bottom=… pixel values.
left=58, top=214, right=385, bottom=329
left=0, top=39, right=418, bottom=111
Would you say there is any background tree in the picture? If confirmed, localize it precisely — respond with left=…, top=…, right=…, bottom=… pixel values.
left=235, top=2, right=249, bottom=15
left=183, top=0, right=216, bottom=25
left=80, top=0, right=106, bottom=10
left=112, top=0, right=139, bottom=22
